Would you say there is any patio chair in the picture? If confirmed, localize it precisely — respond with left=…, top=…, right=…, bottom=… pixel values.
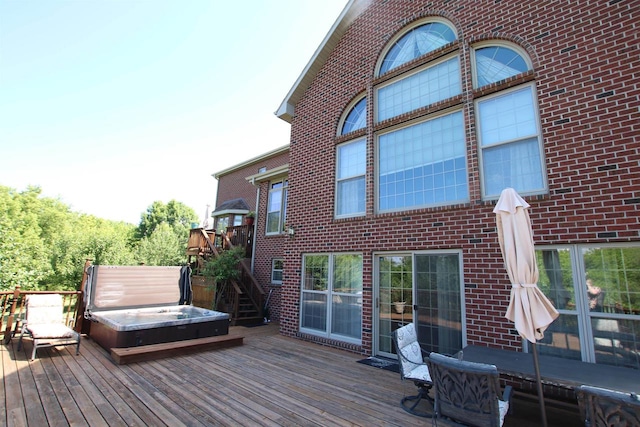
left=392, top=323, right=433, bottom=417
left=426, top=352, right=512, bottom=427
left=17, top=294, right=81, bottom=361
left=576, top=385, right=640, bottom=427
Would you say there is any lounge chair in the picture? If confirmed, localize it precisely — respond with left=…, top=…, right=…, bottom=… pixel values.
left=17, top=294, right=81, bottom=361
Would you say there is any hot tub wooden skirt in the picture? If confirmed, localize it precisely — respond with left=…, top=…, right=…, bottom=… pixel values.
left=89, top=318, right=230, bottom=351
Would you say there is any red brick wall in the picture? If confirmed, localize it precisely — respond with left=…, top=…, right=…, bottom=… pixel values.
left=280, top=0, right=640, bottom=354
left=215, top=151, right=289, bottom=211
left=215, top=150, right=289, bottom=320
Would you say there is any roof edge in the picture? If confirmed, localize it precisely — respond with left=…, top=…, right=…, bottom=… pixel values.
left=213, top=144, right=290, bottom=179
left=275, top=0, right=371, bottom=123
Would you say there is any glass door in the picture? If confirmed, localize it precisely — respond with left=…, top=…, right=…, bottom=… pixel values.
left=375, top=251, right=465, bottom=358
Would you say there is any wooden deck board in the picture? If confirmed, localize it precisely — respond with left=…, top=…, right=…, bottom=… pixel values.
left=2, top=323, right=583, bottom=426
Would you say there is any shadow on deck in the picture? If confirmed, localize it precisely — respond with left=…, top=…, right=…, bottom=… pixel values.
left=2, top=323, right=582, bottom=426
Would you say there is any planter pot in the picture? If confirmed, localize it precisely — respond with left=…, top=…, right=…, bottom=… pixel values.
left=245, top=217, right=255, bottom=226
left=191, top=275, right=216, bottom=310
left=393, top=302, right=406, bottom=314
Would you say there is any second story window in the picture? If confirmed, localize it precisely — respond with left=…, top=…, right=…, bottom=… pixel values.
left=378, top=111, right=468, bottom=211
left=267, top=179, right=288, bottom=234
left=336, top=139, right=366, bottom=217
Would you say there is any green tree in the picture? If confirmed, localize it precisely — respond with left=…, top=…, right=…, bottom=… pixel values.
left=136, top=222, right=186, bottom=266
left=137, top=200, right=198, bottom=240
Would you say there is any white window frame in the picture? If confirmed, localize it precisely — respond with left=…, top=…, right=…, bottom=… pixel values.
left=271, top=259, right=284, bottom=285
left=476, top=83, right=547, bottom=199
left=375, top=17, right=458, bottom=77
left=375, top=110, right=469, bottom=213
left=533, top=243, right=640, bottom=368
left=335, top=138, right=366, bottom=218
left=300, top=253, right=363, bottom=345
left=471, top=41, right=532, bottom=89
left=266, top=179, right=288, bottom=235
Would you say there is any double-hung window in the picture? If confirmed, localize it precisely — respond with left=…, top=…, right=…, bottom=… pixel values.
left=300, top=253, right=363, bottom=343
left=336, top=139, right=366, bottom=217
left=473, top=44, right=546, bottom=198
left=266, top=180, right=288, bottom=234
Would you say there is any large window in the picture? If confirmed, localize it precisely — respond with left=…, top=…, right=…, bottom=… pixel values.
left=378, top=111, right=468, bottom=211
left=266, top=179, right=288, bottom=234
left=535, top=244, right=640, bottom=369
left=336, top=139, right=366, bottom=217
left=377, top=56, right=461, bottom=122
left=477, top=85, right=545, bottom=197
left=301, top=254, right=363, bottom=343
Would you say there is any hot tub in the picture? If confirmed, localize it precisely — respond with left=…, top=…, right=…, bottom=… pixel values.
left=84, top=265, right=229, bottom=351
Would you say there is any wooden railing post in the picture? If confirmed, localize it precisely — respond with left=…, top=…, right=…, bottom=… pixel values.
left=74, top=259, right=92, bottom=333
left=4, top=285, right=21, bottom=344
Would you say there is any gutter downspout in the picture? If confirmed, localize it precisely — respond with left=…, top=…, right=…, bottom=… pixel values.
left=250, top=177, right=259, bottom=274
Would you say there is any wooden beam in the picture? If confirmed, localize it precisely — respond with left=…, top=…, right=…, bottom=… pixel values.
left=110, top=334, right=244, bottom=365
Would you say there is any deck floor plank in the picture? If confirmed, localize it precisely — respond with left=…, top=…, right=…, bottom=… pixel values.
left=138, top=357, right=276, bottom=427
left=67, top=337, right=147, bottom=427
left=80, top=336, right=177, bottom=427
left=12, top=341, right=49, bottom=427
left=38, top=347, right=89, bottom=426
left=57, top=343, right=127, bottom=427
left=2, top=323, right=584, bottom=427
left=3, top=338, right=28, bottom=427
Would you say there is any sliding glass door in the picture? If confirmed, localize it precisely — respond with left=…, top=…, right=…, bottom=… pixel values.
left=375, top=251, right=464, bottom=358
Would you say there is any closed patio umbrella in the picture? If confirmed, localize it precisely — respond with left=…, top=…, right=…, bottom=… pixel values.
left=494, top=188, right=559, bottom=427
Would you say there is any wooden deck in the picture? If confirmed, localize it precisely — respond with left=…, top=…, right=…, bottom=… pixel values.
left=2, top=323, right=583, bottom=426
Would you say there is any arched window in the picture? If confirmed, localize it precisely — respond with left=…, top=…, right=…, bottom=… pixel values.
left=473, top=44, right=531, bottom=87
left=379, top=21, right=456, bottom=75
left=341, top=97, right=367, bottom=135
left=473, top=43, right=545, bottom=198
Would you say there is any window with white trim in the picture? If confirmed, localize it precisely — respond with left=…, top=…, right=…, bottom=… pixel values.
left=336, top=139, right=366, bottom=217
left=476, top=84, right=545, bottom=198
left=266, top=179, right=288, bottom=234
left=301, top=253, right=363, bottom=343
left=271, top=259, right=284, bottom=284
left=378, top=111, right=468, bottom=211
left=535, top=244, right=640, bottom=369
left=341, top=97, right=366, bottom=135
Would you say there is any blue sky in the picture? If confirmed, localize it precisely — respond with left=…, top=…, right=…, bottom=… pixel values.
left=0, top=0, right=346, bottom=224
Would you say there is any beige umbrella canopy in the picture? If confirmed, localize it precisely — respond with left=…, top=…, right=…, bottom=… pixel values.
left=494, top=188, right=558, bottom=341
left=494, top=188, right=559, bottom=427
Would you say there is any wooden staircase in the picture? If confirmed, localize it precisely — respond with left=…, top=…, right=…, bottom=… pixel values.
left=187, top=228, right=264, bottom=326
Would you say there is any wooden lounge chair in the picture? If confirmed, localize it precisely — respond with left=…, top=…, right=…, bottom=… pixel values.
left=426, top=352, right=512, bottom=427
left=576, top=385, right=640, bottom=427
left=17, top=294, right=80, bottom=361
left=392, top=323, right=433, bottom=417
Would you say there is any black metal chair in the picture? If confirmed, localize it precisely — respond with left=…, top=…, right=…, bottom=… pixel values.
left=576, top=385, right=640, bottom=427
left=426, top=352, right=512, bottom=427
left=392, top=323, right=433, bottom=417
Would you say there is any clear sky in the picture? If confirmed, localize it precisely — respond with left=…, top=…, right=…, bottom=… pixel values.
left=0, top=0, right=347, bottom=224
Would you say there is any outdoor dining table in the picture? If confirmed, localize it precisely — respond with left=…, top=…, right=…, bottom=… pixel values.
left=459, top=345, right=640, bottom=395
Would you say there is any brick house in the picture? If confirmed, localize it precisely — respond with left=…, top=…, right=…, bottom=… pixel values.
left=219, top=0, right=639, bottom=369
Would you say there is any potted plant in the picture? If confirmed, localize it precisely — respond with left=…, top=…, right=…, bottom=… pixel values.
left=202, top=246, right=245, bottom=311
left=245, top=211, right=255, bottom=226
left=391, top=288, right=406, bottom=314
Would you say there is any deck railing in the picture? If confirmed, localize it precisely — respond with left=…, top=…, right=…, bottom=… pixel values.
left=1, top=286, right=83, bottom=344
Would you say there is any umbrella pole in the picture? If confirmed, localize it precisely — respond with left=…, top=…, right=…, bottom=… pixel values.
left=531, top=342, right=548, bottom=427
